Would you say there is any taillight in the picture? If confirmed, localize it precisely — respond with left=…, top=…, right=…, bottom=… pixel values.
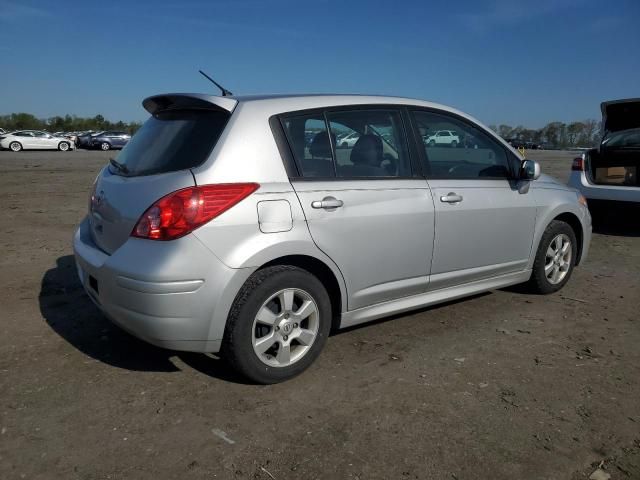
left=572, top=157, right=584, bottom=171
left=132, top=183, right=259, bottom=241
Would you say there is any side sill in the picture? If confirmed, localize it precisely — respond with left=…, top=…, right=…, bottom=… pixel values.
left=339, top=269, right=531, bottom=329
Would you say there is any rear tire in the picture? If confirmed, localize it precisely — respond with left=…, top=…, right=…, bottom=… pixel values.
left=222, top=265, right=332, bottom=384
left=58, top=142, right=69, bottom=151
left=525, top=220, right=577, bottom=294
left=100, top=142, right=110, bottom=151
left=9, top=141, right=22, bottom=152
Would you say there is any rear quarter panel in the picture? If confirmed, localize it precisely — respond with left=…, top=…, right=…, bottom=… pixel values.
left=190, top=102, right=348, bottom=311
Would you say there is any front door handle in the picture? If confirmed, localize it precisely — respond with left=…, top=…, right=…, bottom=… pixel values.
left=440, top=192, right=463, bottom=203
left=311, top=197, right=344, bottom=210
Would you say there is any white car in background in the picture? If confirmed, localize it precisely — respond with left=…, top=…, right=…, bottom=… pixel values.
left=426, top=130, right=460, bottom=147
left=568, top=98, right=640, bottom=207
left=0, top=130, right=74, bottom=151
left=337, top=132, right=360, bottom=148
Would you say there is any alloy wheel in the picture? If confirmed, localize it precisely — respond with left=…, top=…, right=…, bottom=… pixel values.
left=252, top=288, right=320, bottom=367
left=544, top=233, right=572, bottom=285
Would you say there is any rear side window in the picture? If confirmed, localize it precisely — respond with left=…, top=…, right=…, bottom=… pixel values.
left=328, top=110, right=411, bottom=178
left=281, top=108, right=412, bottom=178
left=282, top=115, right=335, bottom=177
left=112, top=109, right=229, bottom=177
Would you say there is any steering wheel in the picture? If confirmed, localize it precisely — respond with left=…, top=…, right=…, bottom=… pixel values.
left=381, top=153, right=398, bottom=176
left=447, top=163, right=475, bottom=175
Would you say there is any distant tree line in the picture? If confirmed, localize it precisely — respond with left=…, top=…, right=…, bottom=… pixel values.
left=488, top=120, right=601, bottom=149
left=0, top=113, right=142, bottom=134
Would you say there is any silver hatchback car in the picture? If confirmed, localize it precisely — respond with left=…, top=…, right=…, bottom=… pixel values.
left=73, top=93, right=592, bottom=383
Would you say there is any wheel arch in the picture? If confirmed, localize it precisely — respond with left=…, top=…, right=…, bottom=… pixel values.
left=260, top=254, right=344, bottom=332
left=553, top=212, right=584, bottom=265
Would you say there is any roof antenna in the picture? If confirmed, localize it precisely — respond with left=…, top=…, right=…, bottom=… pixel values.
left=198, top=70, right=233, bottom=96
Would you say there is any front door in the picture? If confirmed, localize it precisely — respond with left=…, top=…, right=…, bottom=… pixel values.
left=411, top=110, right=537, bottom=290
left=282, top=108, right=435, bottom=310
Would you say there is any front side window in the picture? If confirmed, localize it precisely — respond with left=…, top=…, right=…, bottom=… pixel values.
left=413, top=111, right=511, bottom=179
left=327, top=109, right=411, bottom=178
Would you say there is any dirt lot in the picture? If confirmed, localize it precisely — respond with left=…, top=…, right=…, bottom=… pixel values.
left=1, top=149, right=638, bottom=480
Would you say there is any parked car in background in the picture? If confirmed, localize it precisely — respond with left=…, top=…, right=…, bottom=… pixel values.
left=425, top=130, right=460, bottom=147
left=569, top=98, right=640, bottom=207
left=54, top=131, right=79, bottom=145
left=76, top=131, right=103, bottom=149
left=74, top=92, right=591, bottom=383
left=90, top=131, right=131, bottom=150
left=0, top=130, right=73, bottom=151
left=337, top=131, right=360, bottom=148
left=0, top=128, right=6, bottom=135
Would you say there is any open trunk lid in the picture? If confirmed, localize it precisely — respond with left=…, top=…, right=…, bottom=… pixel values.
left=601, top=98, right=640, bottom=135
left=89, top=93, right=236, bottom=254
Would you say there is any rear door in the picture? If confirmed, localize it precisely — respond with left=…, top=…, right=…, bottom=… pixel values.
left=282, top=107, right=435, bottom=311
left=13, top=131, right=36, bottom=148
left=89, top=95, right=235, bottom=254
left=411, top=109, right=537, bottom=290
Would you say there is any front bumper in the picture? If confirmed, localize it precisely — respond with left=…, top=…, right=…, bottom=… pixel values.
left=73, top=217, right=253, bottom=352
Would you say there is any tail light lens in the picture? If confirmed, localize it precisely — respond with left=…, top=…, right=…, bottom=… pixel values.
left=132, top=183, right=259, bottom=240
left=572, top=157, right=584, bottom=171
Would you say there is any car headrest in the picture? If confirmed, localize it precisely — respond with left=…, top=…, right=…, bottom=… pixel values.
left=351, top=134, right=382, bottom=165
left=309, top=131, right=334, bottom=158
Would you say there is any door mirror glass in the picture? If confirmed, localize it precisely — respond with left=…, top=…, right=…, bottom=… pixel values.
left=520, top=159, right=541, bottom=180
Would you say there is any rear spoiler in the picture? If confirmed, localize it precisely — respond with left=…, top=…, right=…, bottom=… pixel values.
left=142, top=93, right=238, bottom=115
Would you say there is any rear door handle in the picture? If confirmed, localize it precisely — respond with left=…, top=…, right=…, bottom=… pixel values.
left=311, top=197, right=344, bottom=210
left=440, top=192, right=463, bottom=203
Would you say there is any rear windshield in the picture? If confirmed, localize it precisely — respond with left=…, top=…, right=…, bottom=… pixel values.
left=112, top=109, right=229, bottom=176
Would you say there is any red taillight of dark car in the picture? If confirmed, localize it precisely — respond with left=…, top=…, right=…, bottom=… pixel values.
left=132, top=183, right=259, bottom=240
left=571, top=157, right=584, bottom=171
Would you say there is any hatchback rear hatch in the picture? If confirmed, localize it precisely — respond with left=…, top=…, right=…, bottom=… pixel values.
left=587, top=99, right=640, bottom=187
left=88, top=93, right=236, bottom=254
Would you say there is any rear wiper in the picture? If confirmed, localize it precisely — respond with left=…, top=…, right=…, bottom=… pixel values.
left=109, top=157, right=129, bottom=175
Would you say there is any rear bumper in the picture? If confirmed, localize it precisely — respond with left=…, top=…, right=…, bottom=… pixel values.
left=73, top=217, right=253, bottom=352
left=568, top=171, right=640, bottom=203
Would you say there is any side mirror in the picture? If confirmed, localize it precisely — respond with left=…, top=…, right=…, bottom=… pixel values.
left=520, top=159, right=541, bottom=180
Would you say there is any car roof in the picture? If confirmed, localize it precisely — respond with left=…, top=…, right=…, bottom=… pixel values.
left=145, top=92, right=469, bottom=119
left=231, top=93, right=458, bottom=113
left=141, top=93, right=505, bottom=148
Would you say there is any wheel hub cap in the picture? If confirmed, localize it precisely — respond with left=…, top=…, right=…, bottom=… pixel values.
left=280, top=320, right=294, bottom=335
left=252, top=288, right=320, bottom=368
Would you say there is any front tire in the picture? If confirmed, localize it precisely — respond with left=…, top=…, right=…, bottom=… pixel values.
left=222, top=265, right=332, bottom=384
left=9, top=141, right=22, bottom=152
left=100, top=142, right=110, bottom=151
left=58, top=141, right=69, bottom=151
left=525, top=220, right=577, bottom=294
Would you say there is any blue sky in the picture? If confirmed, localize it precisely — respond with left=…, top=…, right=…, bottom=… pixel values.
left=0, top=0, right=638, bottom=127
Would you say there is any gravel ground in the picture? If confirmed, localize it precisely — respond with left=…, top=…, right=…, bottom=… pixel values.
left=0, top=149, right=638, bottom=480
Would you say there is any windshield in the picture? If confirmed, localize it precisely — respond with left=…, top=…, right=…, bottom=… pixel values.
left=112, top=109, right=229, bottom=177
